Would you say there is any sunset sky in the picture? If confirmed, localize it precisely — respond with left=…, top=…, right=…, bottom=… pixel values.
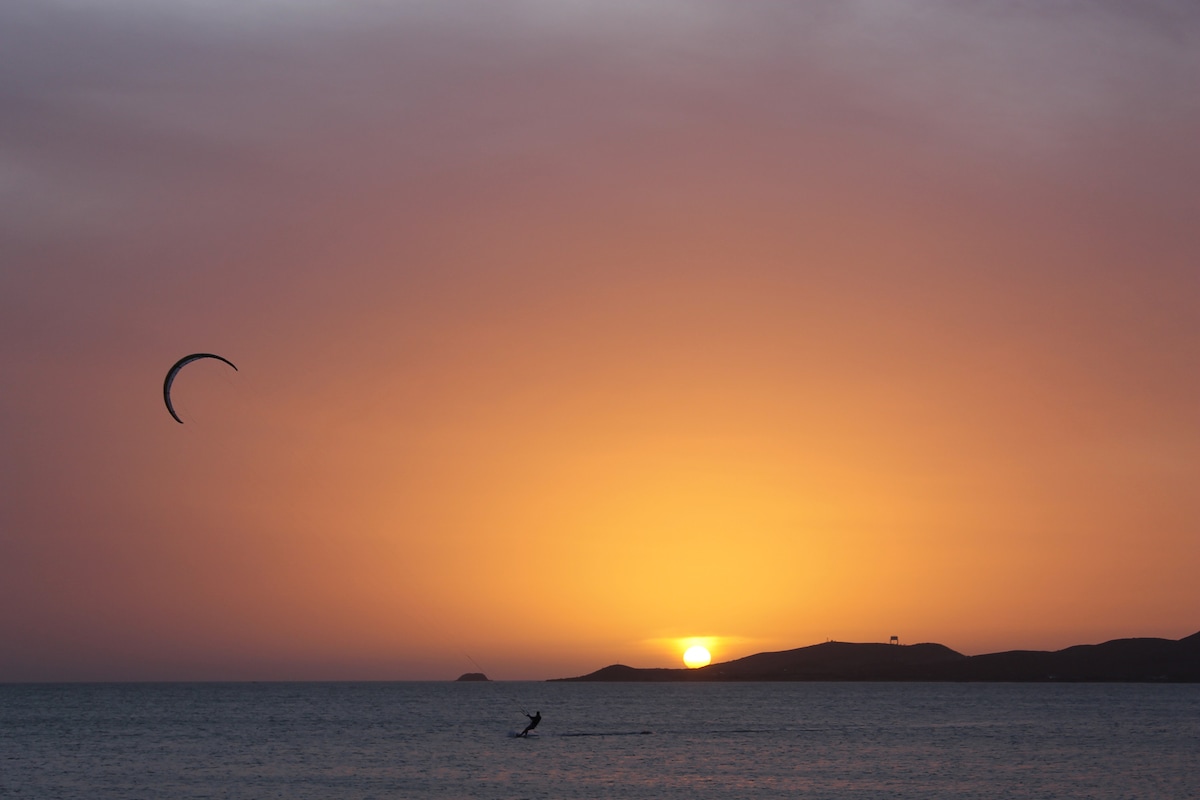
left=2, top=1, right=1198, bottom=681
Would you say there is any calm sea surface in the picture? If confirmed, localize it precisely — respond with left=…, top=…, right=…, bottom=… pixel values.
left=2, top=682, right=1198, bottom=799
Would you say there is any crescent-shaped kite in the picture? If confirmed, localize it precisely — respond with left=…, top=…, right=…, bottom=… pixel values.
left=163, top=353, right=238, bottom=424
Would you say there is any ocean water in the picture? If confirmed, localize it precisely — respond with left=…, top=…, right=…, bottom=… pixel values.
left=2, top=681, right=1198, bottom=799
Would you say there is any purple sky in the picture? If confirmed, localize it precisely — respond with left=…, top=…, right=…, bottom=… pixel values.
left=2, top=1, right=1198, bottom=681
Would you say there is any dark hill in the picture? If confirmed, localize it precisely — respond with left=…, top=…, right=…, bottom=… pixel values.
left=701, top=641, right=965, bottom=680
left=924, top=635, right=1200, bottom=682
left=553, top=632, right=1200, bottom=682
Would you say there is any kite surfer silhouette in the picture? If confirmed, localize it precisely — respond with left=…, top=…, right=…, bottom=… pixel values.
left=518, top=711, right=541, bottom=738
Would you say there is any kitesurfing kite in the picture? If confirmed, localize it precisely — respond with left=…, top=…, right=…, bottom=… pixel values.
left=163, top=353, right=238, bottom=423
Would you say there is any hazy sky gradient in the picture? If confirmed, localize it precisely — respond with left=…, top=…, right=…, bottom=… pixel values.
left=2, top=0, right=1198, bottom=680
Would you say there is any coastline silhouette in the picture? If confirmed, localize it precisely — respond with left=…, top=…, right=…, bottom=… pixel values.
left=551, top=631, right=1200, bottom=683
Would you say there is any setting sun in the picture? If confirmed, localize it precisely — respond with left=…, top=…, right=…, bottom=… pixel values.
left=682, top=645, right=712, bottom=669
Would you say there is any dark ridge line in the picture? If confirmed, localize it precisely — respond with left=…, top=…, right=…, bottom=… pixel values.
left=550, top=631, right=1200, bottom=683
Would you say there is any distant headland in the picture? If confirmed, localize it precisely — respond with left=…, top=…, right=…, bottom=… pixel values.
left=551, top=631, right=1200, bottom=683
left=456, top=672, right=490, bottom=681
